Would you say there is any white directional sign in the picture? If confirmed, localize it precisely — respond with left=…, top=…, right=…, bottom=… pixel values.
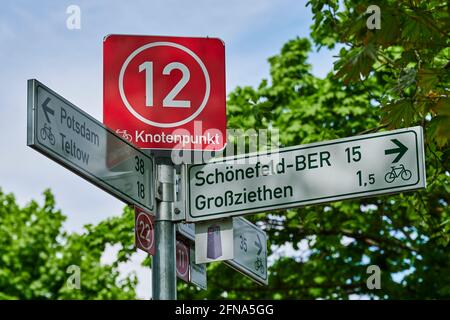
left=195, top=218, right=234, bottom=264
left=225, top=217, right=268, bottom=285
left=27, top=79, right=154, bottom=212
left=190, top=246, right=207, bottom=290
left=185, top=126, right=426, bottom=222
left=178, top=223, right=195, bottom=242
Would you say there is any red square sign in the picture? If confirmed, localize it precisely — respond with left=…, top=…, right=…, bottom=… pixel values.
left=103, top=34, right=226, bottom=151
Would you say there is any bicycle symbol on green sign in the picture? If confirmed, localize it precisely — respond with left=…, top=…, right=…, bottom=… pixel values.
left=40, top=123, right=55, bottom=145
left=384, top=164, right=412, bottom=183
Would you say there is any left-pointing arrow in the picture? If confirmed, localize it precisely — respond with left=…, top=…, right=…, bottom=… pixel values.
left=42, top=97, right=54, bottom=123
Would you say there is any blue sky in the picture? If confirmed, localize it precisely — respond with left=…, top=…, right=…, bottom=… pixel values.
left=0, top=0, right=339, bottom=299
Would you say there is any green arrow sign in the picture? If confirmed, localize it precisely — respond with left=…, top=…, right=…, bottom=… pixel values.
left=384, top=138, right=408, bottom=163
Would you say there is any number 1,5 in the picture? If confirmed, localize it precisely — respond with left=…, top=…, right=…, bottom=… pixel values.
left=356, top=170, right=375, bottom=187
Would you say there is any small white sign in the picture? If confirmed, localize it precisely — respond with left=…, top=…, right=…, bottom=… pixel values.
left=190, top=246, right=207, bottom=290
left=178, top=223, right=195, bottom=241
left=225, top=217, right=268, bottom=285
left=195, top=218, right=233, bottom=264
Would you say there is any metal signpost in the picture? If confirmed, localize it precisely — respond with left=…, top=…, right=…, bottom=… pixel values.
left=27, top=34, right=429, bottom=301
left=225, top=217, right=268, bottom=285
left=27, top=79, right=155, bottom=212
left=152, top=162, right=178, bottom=299
left=185, top=126, right=426, bottom=222
left=102, top=35, right=229, bottom=299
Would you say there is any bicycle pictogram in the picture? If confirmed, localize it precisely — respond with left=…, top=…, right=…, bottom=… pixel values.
left=384, top=164, right=412, bottom=183
left=116, top=129, right=133, bottom=142
left=255, top=257, right=264, bottom=274
left=40, top=123, right=55, bottom=145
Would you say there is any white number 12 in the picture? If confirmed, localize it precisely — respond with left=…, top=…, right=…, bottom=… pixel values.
left=139, top=61, right=191, bottom=108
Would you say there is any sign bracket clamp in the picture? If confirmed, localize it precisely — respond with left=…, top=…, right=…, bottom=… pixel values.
left=155, top=163, right=185, bottom=221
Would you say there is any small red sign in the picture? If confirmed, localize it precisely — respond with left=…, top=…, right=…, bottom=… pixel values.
left=176, top=237, right=190, bottom=282
left=135, top=207, right=155, bottom=255
left=103, top=34, right=226, bottom=151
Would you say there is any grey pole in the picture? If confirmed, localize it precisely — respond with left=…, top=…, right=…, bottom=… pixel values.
left=152, top=162, right=177, bottom=300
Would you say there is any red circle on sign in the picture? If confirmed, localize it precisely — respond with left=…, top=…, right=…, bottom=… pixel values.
left=136, top=212, right=154, bottom=250
left=176, top=240, right=189, bottom=278
left=119, top=42, right=209, bottom=128
left=104, top=35, right=227, bottom=150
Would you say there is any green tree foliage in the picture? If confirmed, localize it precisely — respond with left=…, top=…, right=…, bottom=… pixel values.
left=1, top=1, right=449, bottom=300
left=308, top=0, right=450, bottom=146
left=0, top=189, right=137, bottom=299
left=178, top=27, right=449, bottom=298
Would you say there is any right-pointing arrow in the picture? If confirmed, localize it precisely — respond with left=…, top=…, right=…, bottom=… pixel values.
left=255, top=234, right=262, bottom=256
left=42, top=97, right=54, bottom=123
left=384, top=139, right=408, bottom=163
